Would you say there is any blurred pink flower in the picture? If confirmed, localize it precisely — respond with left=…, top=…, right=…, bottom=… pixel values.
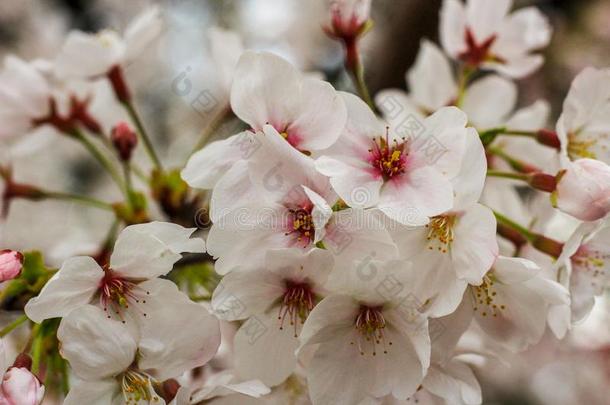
left=0, top=250, right=23, bottom=282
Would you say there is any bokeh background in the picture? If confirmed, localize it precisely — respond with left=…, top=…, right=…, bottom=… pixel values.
left=1, top=1, right=609, bottom=404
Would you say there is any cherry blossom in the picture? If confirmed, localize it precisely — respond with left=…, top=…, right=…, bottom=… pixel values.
left=556, top=67, right=610, bottom=164
left=182, top=51, right=347, bottom=190
left=316, top=92, right=471, bottom=226
left=58, top=305, right=216, bottom=405
left=212, top=248, right=333, bottom=387
left=552, top=219, right=610, bottom=333
left=0, top=56, right=51, bottom=139
left=25, top=222, right=206, bottom=324
left=298, top=260, right=430, bottom=405
left=440, top=0, right=551, bottom=78
left=206, top=125, right=397, bottom=274
left=54, top=7, right=162, bottom=81
left=444, top=256, right=569, bottom=352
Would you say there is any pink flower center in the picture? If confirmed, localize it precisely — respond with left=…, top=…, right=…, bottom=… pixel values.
left=99, top=268, right=150, bottom=323
left=278, top=280, right=315, bottom=337
left=458, top=28, right=503, bottom=67
left=285, top=205, right=315, bottom=248
left=368, top=133, right=407, bottom=181
left=352, top=306, right=392, bottom=356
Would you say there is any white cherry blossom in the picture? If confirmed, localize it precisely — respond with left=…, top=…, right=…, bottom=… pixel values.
left=182, top=51, right=347, bottom=190
left=556, top=67, right=610, bottom=164
left=0, top=56, right=51, bottom=139
left=440, top=0, right=551, bottom=78
left=212, top=248, right=333, bottom=387
left=316, top=92, right=470, bottom=226
left=59, top=304, right=217, bottom=405
left=298, top=260, right=430, bottom=405
left=206, top=125, right=397, bottom=274
left=54, top=7, right=162, bottom=80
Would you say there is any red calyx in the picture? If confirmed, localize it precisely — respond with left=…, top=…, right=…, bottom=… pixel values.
left=111, top=122, right=138, bottom=162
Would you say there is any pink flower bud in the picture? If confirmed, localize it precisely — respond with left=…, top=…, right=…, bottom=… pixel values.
left=555, top=158, right=610, bottom=221
left=111, top=121, right=138, bottom=162
left=0, top=250, right=23, bottom=282
left=327, top=0, right=371, bottom=40
left=0, top=367, right=45, bottom=405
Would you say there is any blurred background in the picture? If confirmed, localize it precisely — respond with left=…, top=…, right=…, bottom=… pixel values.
left=0, top=1, right=609, bottom=404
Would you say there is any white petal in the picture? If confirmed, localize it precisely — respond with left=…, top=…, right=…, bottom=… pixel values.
left=315, top=155, right=382, bottom=209
left=207, top=222, right=290, bottom=274
left=483, top=55, right=544, bottom=79
left=55, top=30, right=124, bottom=78
left=181, top=131, right=257, bottom=190
left=286, top=78, right=347, bottom=151
left=451, top=128, right=487, bottom=210
left=124, top=6, right=163, bottom=62
left=493, top=256, right=540, bottom=284
left=430, top=298, right=473, bottom=364
left=378, top=166, right=454, bottom=226
left=423, top=359, right=482, bottom=405
left=462, top=75, right=517, bottom=128
left=466, top=0, right=512, bottom=42
left=407, top=40, right=457, bottom=112
left=420, top=106, right=468, bottom=179
left=494, top=7, right=552, bottom=56
left=233, top=310, right=300, bottom=387
left=57, top=305, right=136, bottom=381
left=25, top=256, right=102, bottom=323
left=64, top=379, right=120, bottom=405
left=451, top=204, right=499, bottom=284
left=324, top=209, right=398, bottom=273
left=265, top=247, right=334, bottom=289
left=137, top=279, right=220, bottom=381
left=302, top=185, right=333, bottom=243
left=230, top=51, right=301, bottom=131
left=440, top=0, right=467, bottom=57
left=110, top=222, right=204, bottom=279
left=299, top=294, right=359, bottom=348
left=474, top=281, right=547, bottom=351
left=211, top=268, right=283, bottom=320
left=209, top=159, right=259, bottom=224
left=375, top=89, right=423, bottom=129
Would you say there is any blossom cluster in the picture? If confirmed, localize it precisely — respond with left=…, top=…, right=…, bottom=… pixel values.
left=0, top=0, right=609, bottom=404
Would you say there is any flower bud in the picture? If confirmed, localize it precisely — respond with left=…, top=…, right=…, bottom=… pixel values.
left=111, top=122, right=138, bottom=162
left=327, top=0, right=372, bottom=40
left=554, top=158, right=610, bottom=221
left=0, top=250, right=23, bottom=282
left=0, top=367, right=45, bottom=405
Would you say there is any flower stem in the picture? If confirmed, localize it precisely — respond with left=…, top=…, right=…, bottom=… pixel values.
left=487, top=147, right=541, bottom=173
left=44, top=192, right=114, bottom=211
left=493, top=210, right=564, bottom=258
left=493, top=211, right=535, bottom=243
left=123, top=101, right=163, bottom=171
left=71, top=128, right=125, bottom=191
left=30, top=327, right=43, bottom=375
left=0, top=315, right=28, bottom=337
left=344, top=40, right=375, bottom=110
left=190, top=105, right=233, bottom=157
left=455, top=65, right=475, bottom=107
left=486, top=170, right=528, bottom=181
